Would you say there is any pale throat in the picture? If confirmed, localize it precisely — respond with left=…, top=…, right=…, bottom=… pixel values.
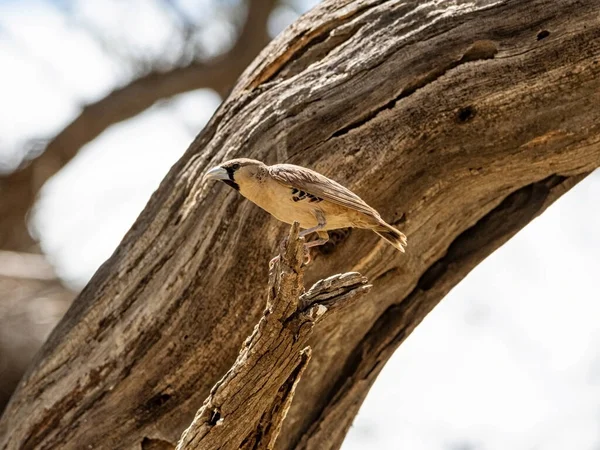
left=238, top=177, right=271, bottom=209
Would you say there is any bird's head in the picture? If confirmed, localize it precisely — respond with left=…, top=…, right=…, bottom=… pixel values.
left=204, top=158, right=267, bottom=192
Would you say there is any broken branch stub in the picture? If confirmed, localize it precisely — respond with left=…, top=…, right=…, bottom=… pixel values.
left=176, top=223, right=371, bottom=450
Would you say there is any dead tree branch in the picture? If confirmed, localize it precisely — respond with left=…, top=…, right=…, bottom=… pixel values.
left=176, top=223, right=370, bottom=450
left=1, top=0, right=599, bottom=449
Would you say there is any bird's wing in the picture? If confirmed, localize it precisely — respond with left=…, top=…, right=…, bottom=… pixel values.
left=268, top=164, right=379, bottom=218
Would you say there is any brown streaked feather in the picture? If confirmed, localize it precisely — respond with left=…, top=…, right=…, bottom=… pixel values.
left=268, top=164, right=379, bottom=219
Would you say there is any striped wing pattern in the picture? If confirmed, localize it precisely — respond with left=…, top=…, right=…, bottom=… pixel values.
left=268, top=164, right=379, bottom=219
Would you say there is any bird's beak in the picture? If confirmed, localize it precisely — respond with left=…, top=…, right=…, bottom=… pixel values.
left=204, top=165, right=229, bottom=182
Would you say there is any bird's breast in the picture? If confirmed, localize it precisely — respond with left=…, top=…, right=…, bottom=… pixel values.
left=239, top=180, right=322, bottom=229
left=239, top=179, right=369, bottom=231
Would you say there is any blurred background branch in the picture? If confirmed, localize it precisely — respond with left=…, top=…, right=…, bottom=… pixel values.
left=0, top=0, right=277, bottom=250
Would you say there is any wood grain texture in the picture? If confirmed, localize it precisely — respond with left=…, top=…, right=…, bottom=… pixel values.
left=1, top=0, right=599, bottom=449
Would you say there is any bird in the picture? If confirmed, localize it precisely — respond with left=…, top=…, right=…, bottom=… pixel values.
left=203, top=158, right=407, bottom=259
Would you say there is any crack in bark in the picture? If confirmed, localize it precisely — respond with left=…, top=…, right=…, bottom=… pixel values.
left=248, top=0, right=388, bottom=89
left=269, top=22, right=366, bottom=82
left=331, top=39, right=499, bottom=138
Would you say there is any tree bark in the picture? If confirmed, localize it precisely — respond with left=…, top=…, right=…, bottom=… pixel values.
left=1, top=0, right=599, bottom=449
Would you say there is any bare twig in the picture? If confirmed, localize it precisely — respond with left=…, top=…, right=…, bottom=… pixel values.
left=176, top=223, right=371, bottom=450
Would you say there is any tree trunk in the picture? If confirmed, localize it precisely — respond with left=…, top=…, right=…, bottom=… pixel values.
left=1, top=0, right=599, bottom=449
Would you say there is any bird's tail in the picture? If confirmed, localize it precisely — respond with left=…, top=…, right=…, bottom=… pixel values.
left=374, top=221, right=407, bottom=253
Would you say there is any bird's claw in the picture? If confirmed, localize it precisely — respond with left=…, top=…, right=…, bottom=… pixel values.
left=302, top=245, right=312, bottom=266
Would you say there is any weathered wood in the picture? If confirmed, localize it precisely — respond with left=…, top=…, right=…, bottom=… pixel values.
left=1, top=0, right=599, bottom=449
left=176, top=223, right=370, bottom=450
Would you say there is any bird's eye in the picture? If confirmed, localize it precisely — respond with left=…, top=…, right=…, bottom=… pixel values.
left=230, top=163, right=240, bottom=171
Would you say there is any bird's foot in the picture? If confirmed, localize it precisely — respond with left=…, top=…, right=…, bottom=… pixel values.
left=302, top=245, right=312, bottom=266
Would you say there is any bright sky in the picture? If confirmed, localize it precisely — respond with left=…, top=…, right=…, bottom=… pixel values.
left=1, top=1, right=599, bottom=449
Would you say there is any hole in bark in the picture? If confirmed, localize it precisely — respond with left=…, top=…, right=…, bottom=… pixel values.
left=456, top=106, right=476, bottom=123
left=392, top=213, right=406, bottom=226
left=208, top=409, right=221, bottom=426
left=460, top=40, right=498, bottom=62
left=537, top=30, right=550, bottom=40
left=145, top=393, right=171, bottom=410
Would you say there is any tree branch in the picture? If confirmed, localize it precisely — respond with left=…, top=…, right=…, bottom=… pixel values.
left=176, top=223, right=370, bottom=450
left=1, top=0, right=599, bottom=449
